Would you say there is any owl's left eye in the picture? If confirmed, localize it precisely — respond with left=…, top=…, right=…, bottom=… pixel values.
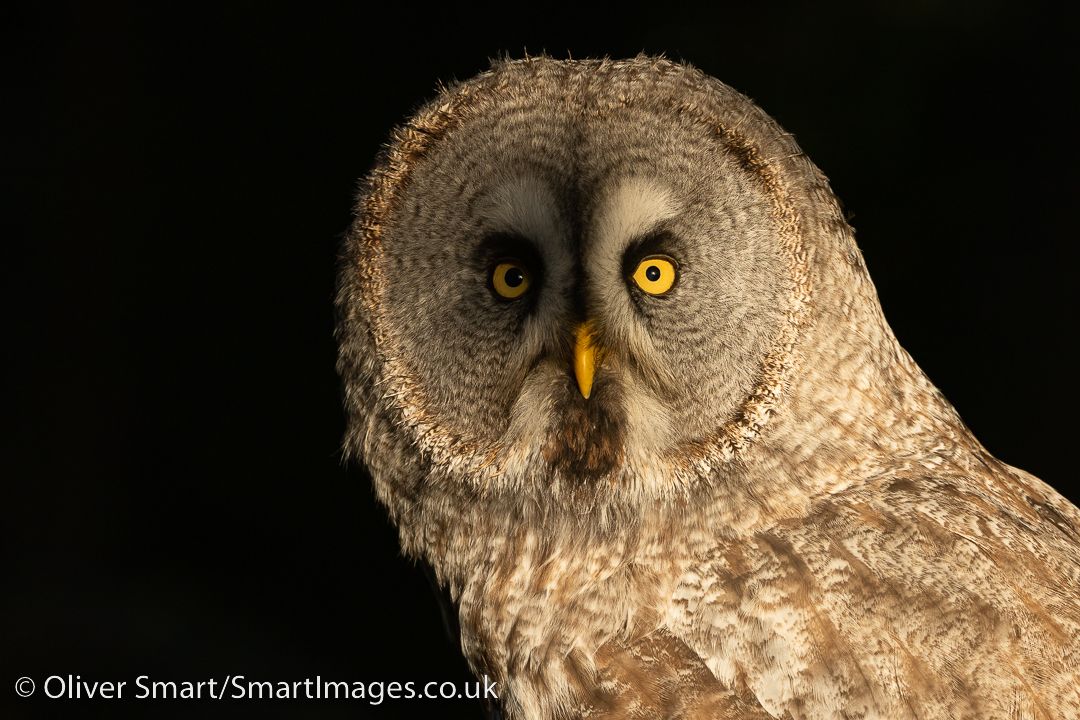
left=631, top=255, right=678, bottom=295
left=490, top=260, right=531, bottom=300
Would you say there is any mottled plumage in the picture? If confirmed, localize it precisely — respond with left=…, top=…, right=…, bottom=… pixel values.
left=335, top=56, right=1080, bottom=719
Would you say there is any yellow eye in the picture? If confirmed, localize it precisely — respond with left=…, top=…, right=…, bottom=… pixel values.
left=631, top=255, right=678, bottom=295
left=491, top=260, right=531, bottom=300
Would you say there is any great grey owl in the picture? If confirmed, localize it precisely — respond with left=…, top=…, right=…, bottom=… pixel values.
left=335, top=56, right=1080, bottom=719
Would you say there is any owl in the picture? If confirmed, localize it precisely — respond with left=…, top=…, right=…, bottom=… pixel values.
left=335, top=56, right=1080, bottom=719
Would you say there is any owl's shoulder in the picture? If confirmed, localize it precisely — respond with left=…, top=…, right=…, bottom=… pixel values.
left=669, top=464, right=1080, bottom=718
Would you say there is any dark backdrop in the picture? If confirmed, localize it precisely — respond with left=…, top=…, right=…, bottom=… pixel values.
left=5, top=2, right=1077, bottom=718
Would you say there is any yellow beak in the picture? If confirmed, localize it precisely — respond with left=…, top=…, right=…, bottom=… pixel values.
left=573, top=321, right=599, bottom=399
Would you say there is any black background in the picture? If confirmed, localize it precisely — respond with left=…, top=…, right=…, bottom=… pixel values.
left=5, top=2, right=1077, bottom=718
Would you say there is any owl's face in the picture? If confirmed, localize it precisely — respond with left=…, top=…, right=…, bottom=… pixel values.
left=342, top=59, right=809, bottom=495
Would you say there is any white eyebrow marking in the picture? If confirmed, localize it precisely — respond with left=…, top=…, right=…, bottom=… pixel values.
left=588, top=177, right=683, bottom=392
left=591, top=176, right=680, bottom=250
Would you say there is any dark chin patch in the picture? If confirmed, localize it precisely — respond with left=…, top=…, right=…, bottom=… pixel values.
left=542, top=377, right=626, bottom=481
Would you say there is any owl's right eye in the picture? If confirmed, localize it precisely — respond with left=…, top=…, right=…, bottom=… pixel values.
left=490, top=260, right=531, bottom=300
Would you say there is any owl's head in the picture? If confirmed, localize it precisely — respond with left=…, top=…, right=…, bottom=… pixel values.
left=338, top=57, right=878, bottom=504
